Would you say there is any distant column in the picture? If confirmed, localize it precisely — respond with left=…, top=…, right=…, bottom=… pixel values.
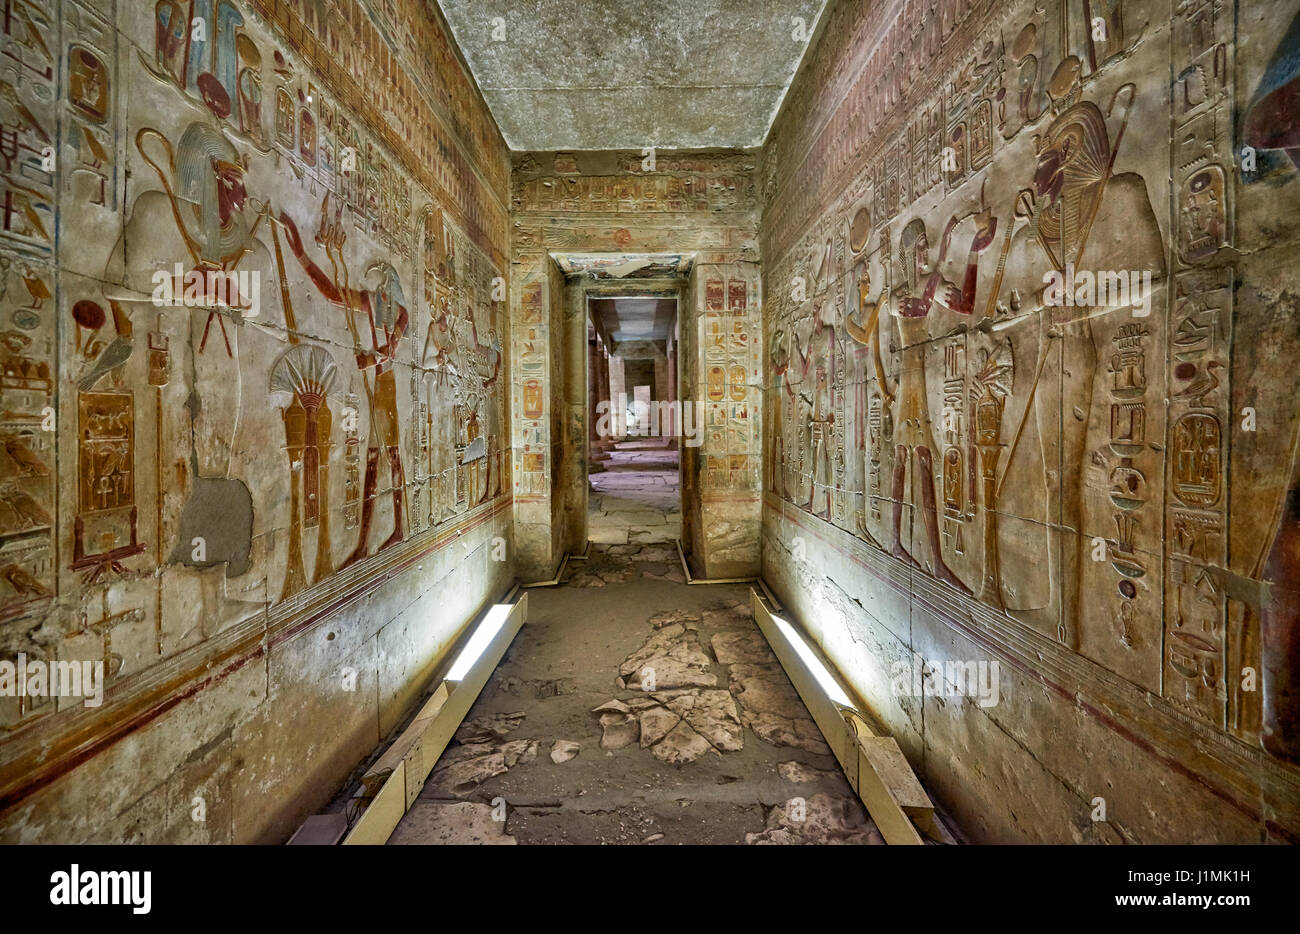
left=588, top=336, right=601, bottom=445
left=592, top=337, right=614, bottom=455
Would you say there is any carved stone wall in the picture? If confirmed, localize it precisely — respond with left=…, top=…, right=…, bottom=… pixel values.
left=760, top=0, right=1300, bottom=841
left=511, top=149, right=762, bottom=577
left=0, top=0, right=512, bottom=842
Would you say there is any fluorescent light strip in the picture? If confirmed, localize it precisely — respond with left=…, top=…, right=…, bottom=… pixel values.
left=771, top=615, right=855, bottom=710
left=445, top=603, right=514, bottom=682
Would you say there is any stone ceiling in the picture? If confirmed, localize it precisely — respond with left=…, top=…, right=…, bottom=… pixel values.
left=590, top=296, right=678, bottom=348
left=436, top=0, right=829, bottom=151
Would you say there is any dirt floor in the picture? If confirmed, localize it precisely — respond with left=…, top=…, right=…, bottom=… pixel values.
left=388, top=541, right=883, bottom=845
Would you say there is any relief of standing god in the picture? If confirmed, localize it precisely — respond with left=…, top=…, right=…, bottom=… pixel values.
left=278, top=200, right=410, bottom=568
left=102, top=106, right=278, bottom=632
left=864, top=211, right=997, bottom=593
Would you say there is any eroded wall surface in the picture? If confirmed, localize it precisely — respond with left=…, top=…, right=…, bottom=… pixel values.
left=760, top=0, right=1300, bottom=841
left=0, top=0, right=512, bottom=842
left=511, top=150, right=763, bottom=578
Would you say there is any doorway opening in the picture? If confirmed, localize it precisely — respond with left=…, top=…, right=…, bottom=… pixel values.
left=587, top=293, right=682, bottom=545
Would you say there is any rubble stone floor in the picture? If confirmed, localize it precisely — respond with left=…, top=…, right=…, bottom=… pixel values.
left=588, top=440, right=682, bottom=545
left=388, top=543, right=883, bottom=845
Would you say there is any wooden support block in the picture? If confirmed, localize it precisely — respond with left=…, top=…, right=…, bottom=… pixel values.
left=855, top=742, right=924, bottom=845
left=859, top=734, right=932, bottom=812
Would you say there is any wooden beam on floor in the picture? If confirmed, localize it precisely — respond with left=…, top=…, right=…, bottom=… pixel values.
left=675, top=539, right=757, bottom=585
left=520, top=545, right=589, bottom=588
left=309, top=593, right=528, bottom=846
left=750, top=588, right=930, bottom=845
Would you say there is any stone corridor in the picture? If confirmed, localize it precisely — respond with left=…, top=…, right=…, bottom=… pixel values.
left=587, top=442, right=683, bottom=546
left=389, top=544, right=881, bottom=845
left=9, top=0, right=1299, bottom=871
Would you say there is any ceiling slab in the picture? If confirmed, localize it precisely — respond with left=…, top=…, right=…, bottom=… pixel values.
left=436, top=0, right=828, bottom=150
left=590, top=297, right=678, bottom=348
left=554, top=252, right=694, bottom=279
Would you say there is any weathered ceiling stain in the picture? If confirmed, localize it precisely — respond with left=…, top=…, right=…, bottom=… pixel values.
left=436, top=0, right=828, bottom=150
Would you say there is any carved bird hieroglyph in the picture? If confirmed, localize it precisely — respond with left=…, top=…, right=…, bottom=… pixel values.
left=1172, top=360, right=1224, bottom=409
left=0, top=562, right=50, bottom=599
left=77, top=301, right=133, bottom=390
left=0, top=483, right=50, bottom=530
left=0, top=432, right=48, bottom=477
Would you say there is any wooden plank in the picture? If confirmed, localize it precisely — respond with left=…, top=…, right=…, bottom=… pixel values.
left=341, top=595, right=528, bottom=845
left=858, top=734, right=932, bottom=812
left=856, top=743, right=925, bottom=845
left=750, top=591, right=856, bottom=775
left=287, top=813, right=347, bottom=845
left=751, top=590, right=925, bottom=846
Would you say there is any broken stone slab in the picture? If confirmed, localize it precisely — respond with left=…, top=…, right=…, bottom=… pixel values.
left=598, top=712, right=641, bottom=750
left=550, top=740, right=581, bottom=764
left=638, top=705, right=681, bottom=748
left=641, top=568, right=686, bottom=583
left=454, top=711, right=527, bottom=744
left=500, top=739, right=539, bottom=768
left=668, top=689, right=743, bottom=752
left=591, top=699, right=632, bottom=715
left=596, top=567, right=637, bottom=584
left=728, top=663, right=831, bottom=755
left=620, top=622, right=687, bottom=668
left=427, top=738, right=538, bottom=797
left=624, top=658, right=717, bottom=691
left=619, top=624, right=717, bottom=689
left=778, top=761, right=838, bottom=783
left=651, top=720, right=716, bottom=764
left=428, top=744, right=509, bottom=797
left=531, top=677, right=577, bottom=698
left=740, top=710, right=830, bottom=755
left=648, top=609, right=699, bottom=629
left=727, top=662, right=806, bottom=715
left=746, top=793, right=883, bottom=845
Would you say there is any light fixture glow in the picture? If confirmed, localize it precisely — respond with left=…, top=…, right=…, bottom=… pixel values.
left=446, top=603, right=514, bottom=682
left=771, top=615, right=855, bottom=709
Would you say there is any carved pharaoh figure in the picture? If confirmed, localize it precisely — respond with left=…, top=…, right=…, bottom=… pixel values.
left=279, top=201, right=409, bottom=567
left=878, top=212, right=996, bottom=593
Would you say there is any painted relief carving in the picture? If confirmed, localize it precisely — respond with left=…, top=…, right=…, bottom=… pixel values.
left=0, top=0, right=510, bottom=739
left=762, top=0, right=1300, bottom=775
left=279, top=202, right=409, bottom=567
